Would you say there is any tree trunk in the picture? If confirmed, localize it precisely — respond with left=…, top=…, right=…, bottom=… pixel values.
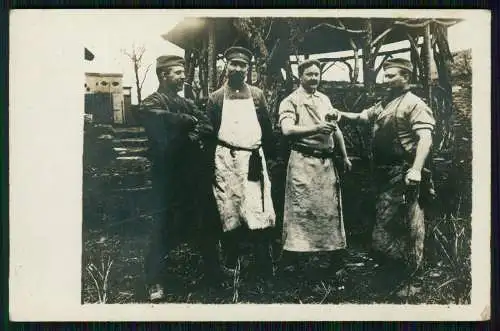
left=200, top=39, right=209, bottom=98
left=362, top=19, right=375, bottom=95
left=247, top=61, right=253, bottom=84
left=207, top=20, right=217, bottom=94
left=184, top=49, right=197, bottom=100
left=134, top=60, right=141, bottom=105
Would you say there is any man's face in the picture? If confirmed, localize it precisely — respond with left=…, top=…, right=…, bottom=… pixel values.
left=227, top=59, right=248, bottom=84
left=383, top=67, right=409, bottom=90
left=300, top=65, right=321, bottom=92
left=163, top=65, right=185, bottom=92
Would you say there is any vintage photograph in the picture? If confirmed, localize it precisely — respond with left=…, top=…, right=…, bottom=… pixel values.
left=81, top=14, right=475, bottom=306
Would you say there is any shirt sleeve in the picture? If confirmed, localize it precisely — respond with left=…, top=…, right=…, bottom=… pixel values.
left=140, top=93, right=162, bottom=112
left=408, top=101, right=436, bottom=132
left=140, top=93, right=195, bottom=130
left=278, top=97, right=297, bottom=124
left=187, top=99, right=215, bottom=139
left=323, top=95, right=341, bottom=122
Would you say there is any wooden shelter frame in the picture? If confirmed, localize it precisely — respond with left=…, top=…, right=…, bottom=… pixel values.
left=163, top=17, right=461, bottom=153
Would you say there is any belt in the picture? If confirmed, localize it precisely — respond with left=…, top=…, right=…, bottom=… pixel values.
left=291, top=144, right=335, bottom=159
left=217, top=139, right=259, bottom=153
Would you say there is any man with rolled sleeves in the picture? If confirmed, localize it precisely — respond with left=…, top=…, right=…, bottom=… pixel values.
left=339, top=58, right=435, bottom=276
left=278, top=59, right=351, bottom=281
left=139, top=55, right=221, bottom=301
left=205, top=46, right=277, bottom=279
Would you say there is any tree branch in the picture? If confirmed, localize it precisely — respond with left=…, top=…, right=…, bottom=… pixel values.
left=395, top=19, right=432, bottom=28
left=265, top=20, right=273, bottom=40
left=370, top=26, right=394, bottom=48
left=407, top=32, right=424, bottom=77
left=433, top=19, right=461, bottom=26
left=339, top=59, right=354, bottom=82
left=136, top=46, right=146, bottom=64
left=306, top=23, right=367, bottom=35
left=374, top=53, right=393, bottom=76
left=321, top=61, right=337, bottom=76
left=335, top=18, right=345, bottom=28
left=139, top=63, right=152, bottom=89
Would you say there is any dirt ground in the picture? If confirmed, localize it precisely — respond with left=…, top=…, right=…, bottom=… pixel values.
left=81, top=129, right=471, bottom=305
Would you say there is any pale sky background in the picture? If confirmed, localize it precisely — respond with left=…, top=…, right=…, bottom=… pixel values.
left=82, top=14, right=473, bottom=104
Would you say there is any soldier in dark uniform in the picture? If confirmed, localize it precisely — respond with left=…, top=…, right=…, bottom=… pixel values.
left=139, top=55, right=221, bottom=302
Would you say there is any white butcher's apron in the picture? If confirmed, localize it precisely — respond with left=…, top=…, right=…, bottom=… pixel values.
left=212, top=91, right=276, bottom=232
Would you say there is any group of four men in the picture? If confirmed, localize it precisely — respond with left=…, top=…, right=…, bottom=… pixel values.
left=139, top=46, right=435, bottom=302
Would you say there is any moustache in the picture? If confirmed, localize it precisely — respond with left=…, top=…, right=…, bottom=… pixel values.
left=228, top=71, right=245, bottom=79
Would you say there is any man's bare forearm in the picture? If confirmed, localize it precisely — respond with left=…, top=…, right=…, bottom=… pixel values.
left=281, top=121, right=320, bottom=138
left=411, top=130, right=433, bottom=171
left=334, top=128, right=349, bottom=159
left=339, top=111, right=369, bottom=124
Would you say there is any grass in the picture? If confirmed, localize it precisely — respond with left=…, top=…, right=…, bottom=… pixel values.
left=81, top=124, right=472, bottom=305
left=81, top=218, right=471, bottom=304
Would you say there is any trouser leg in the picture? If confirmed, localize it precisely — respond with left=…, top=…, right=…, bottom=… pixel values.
left=144, top=207, right=179, bottom=287
left=220, top=227, right=243, bottom=269
left=278, top=250, right=305, bottom=280
left=187, top=175, right=224, bottom=281
left=191, top=221, right=223, bottom=281
left=144, top=161, right=179, bottom=287
left=250, top=228, right=275, bottom=278
left=329, top=249, right=347, bottom=272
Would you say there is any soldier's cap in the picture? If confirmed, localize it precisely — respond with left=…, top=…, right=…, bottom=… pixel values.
left=156, top=55, right=185, bottom=70
left=224, top=46, right=253, bottom=64
left=382, top=58, right=413, bottom=73
left=298, top=59, right=322, bottom=73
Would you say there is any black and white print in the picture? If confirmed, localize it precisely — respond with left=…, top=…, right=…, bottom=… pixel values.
left=8, top=9, right=491, bottom=321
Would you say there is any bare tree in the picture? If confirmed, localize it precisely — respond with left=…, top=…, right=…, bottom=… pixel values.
left=122, top=44, right=152, bottom=106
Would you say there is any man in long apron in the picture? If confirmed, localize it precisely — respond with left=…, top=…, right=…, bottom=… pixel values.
left=206, top=46, right=277, bottom=279
left=339, top=58, right=435, bottom=288
left=278, top=59, right=352, bottom=282
left=139, top=55, right=221, bottom=302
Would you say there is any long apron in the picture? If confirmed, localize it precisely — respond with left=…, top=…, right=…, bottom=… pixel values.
left=281, top=92, right=346, bottom=252
left=212, top=92, right=276, bottom=232
left=370, top=97, right=426, bottom=269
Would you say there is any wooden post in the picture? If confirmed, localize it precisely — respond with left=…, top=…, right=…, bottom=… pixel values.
left=207, top=19, right=217, bottom=94
left=184, top=48, right=196, bottom=100
left=247, top=61, right=253, bottom=84
left=362, top=19, right=375, bottom=95
left=423, top=23, right=432, bottom=104
left=201, top=38, right=209, bottom=98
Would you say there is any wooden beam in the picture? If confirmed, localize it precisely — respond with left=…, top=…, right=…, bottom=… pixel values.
left=362, top=19, right=375, bottom=93
left=247, top=61, right=253, bottom=84
left=423, top=23, right=432, bottom=103
left=288, top=44, right=424, bottom=64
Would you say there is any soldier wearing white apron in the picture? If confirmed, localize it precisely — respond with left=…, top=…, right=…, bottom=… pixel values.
left=206, top=46, right=277, bottom=279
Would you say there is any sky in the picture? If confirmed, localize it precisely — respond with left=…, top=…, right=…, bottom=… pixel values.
left=82, top=13, right=474, bottom=104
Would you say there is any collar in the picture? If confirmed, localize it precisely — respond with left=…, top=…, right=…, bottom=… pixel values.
left=382, top=88, right=411, bottom=107
left=298, top=85, right=320, bottom=98
left=225, top=82, right=249, bottom=92
left=157, top=87, right=179, bottom=97
left=387, top=87, right=411, bottom=99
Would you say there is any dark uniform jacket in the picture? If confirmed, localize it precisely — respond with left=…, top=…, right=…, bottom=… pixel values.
left=139, top=89, right=216, bottom=232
